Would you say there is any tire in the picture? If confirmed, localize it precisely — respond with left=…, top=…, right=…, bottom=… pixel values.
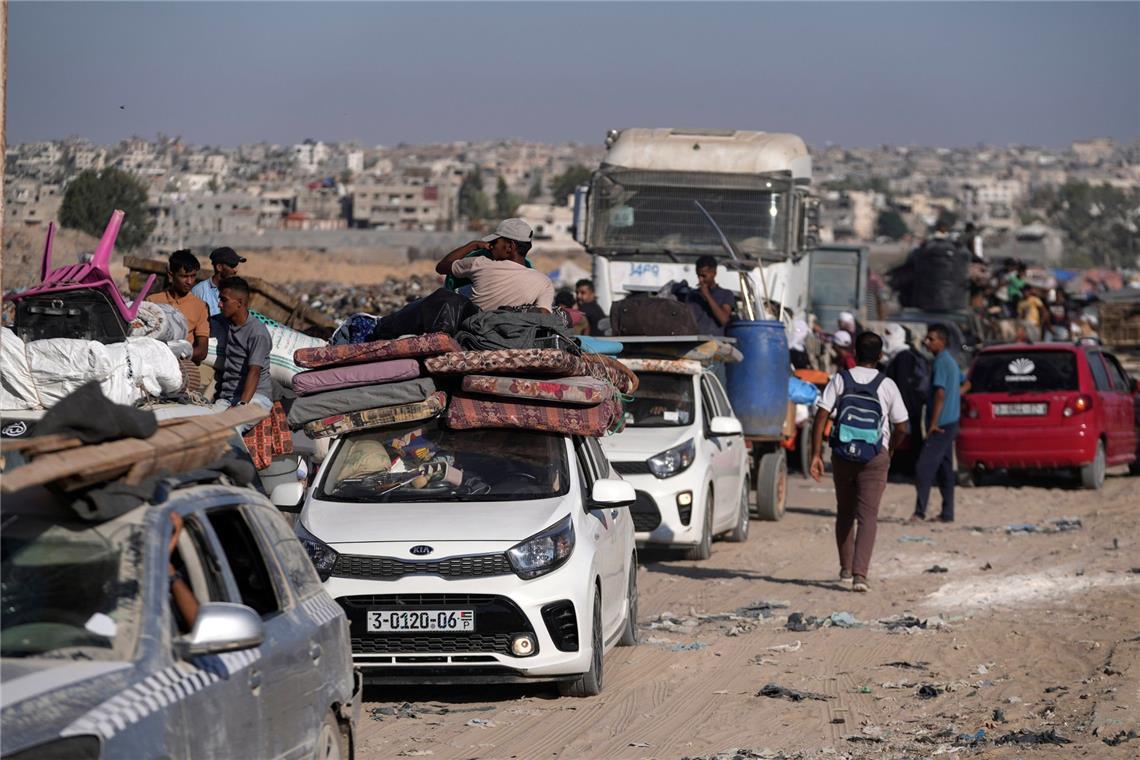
left=618, top=557, right=638, bottom=647
left=684, top=492, right=714, bottom=560
left=1080, top=440, right=1106, bottom=490
left=958, top=466, right=979, bottom=488
left=314, top=711, right=346, bottom=760
left=560, top=589, right=603, bottom=697
left=798, top=424, right=812, bottom=479
left=726, top=477, right=750, bottom=542
left=754, top=450, right=787, bottom=521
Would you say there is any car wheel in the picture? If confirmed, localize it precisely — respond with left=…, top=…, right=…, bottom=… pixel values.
left=754, top=451, right=787, bottom=521
left=618, top=557, right=638, bottom=647
left=1079, top=440, right=1106, bottom=490
left=726, top=476, right=750, bottom=542
left=684, top=493, right=714, bottom=560
left=560, top=588, right=603, bottom=697
left=314, top=711, right=346, bottom=760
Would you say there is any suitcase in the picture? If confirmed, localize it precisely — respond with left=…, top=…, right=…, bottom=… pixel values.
left=611, top=295, right=698, bottom=336
left=14, top=288, right=130, bottom=343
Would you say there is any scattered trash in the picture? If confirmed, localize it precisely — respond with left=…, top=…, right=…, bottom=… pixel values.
left=1005, top=695, right=1023, bottom=704
left=397, top=752, right=434, bottom=758
left=981, top=562, right=993, bottom=570
left=1103, top=729, right=1138, bottom=746
left=857, top=685, right=873, bottom=694
left=670, top=641, right=708, bottom=652
left=370, top=703, right=419, bottom=721
left=1006, top=523, right=1038, bottom=534
left=829, top=611, right=858, bottom=628
left=955, top=729, right=986, bottom=747
left=925, top=565, right=949, bottom=573
left=465, top=718, right=494, bottom=728
left=1043, top=685, right=1068, bottom=693
left=785, top=612, right=822, bottom=632
left=1130, top=567, right=1140, bottom=574
left=680, top=750, right=784, bottom=760
left=830, top=718, right=846, bottom=724
left=995, top=728, right=1071, bottom=746
left=899, top=535, right=934, bottom=543
left=757, top=683, right=830, bottom=702
left=917, top=684, right=941, bottom=699
left=766, top=640, right=802, bottom=653
left=1007, top=518, right=1081, bottom=535
left=1050, top=517, right=1081, bottom=532
left=992, top=708, right=1006, bottom=723
left=845, top=735, right=883, bottom=744
left=628, top=741, right=650, bottom=748
left=880, top=615, right=927, bottom=631
left=883, top=660, right=930, bottom=670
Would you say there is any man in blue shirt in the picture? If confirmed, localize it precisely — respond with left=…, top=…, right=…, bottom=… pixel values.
left=911, top=324, right=970, bottom=523
left=192, top=247, right=246, bottom=316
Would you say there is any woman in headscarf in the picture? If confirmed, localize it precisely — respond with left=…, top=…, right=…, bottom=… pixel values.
left=882, top=323, right=928, bottom=477
left=789, top=319, right=811, bottom=370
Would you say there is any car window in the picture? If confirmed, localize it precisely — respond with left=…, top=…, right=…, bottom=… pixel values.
left=709, top=374, right=734, bottom=417
left=1086, top=352, right=1112, bottom=392
left=247, top=506, right=324, bottom=600
left=175, top=515, right=228, bottom=604
left=621, top=372, right=695, bottom=427
left=969, top=351, right=1078, bottom=393
left=1101, top=353, right=1131, bottom=392
left=318, top=418, right=569, bottom=503
left=586, top=437, right=613, bottom=479
left=206, top=507, right=281, bottom=618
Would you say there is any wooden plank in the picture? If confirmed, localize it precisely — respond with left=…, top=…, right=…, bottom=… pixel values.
left=1, top=416, right=188, bottom=456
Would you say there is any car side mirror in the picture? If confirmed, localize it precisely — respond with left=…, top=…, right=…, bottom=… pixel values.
left=709, top=415, right=743, bottom=436
left=175, top=602, right=264, bottom=659
left=270, top=481, right=305, bottom=513
left=591, top=478, right=636, bottom=508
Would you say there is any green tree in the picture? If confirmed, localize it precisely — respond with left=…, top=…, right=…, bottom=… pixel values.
left=59, top=168, right=155, bottom=250
left=495, top=176, right=520, bottom=218
left=458, top=169, right=489, bottom=221
left=1033, top=181, right=1140, bottom=268
left=875, top=210, right=909, bottom=240
left=549, top=164, right=592, bottom=206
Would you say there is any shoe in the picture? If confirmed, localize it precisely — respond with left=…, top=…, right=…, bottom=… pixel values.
left=907, top=514, right=925, bottom=525
left=852, top=576, right=870, bottom=592
left=839, top=569, right=853, bottom=581
left=938, top=515, right=955, bottom=523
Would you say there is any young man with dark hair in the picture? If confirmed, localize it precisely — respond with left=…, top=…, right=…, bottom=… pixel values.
left=575, top=278, right=607, bottom=335
left=147, top=249, right=209, bottom=364
left=209, top=276, right=273, bottom=428
left=685, top=255, right=735, bottom=336
left=811, top=330, right=909, bottom=592
left=911, top=324, right=970, bottom=523
left=192, top=246, right=247, bottom=317
left=437, top=218, right=554, bottom=312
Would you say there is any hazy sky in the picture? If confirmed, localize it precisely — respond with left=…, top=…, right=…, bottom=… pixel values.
left=8, top=2, right=1139, bottom=148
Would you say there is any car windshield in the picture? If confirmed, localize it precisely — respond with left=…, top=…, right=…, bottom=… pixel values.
left=623, top=372, right=695, bottom=427
left=588, top=168, right=788, bottom=256
left=319, top=419, right=570, bottom=503
left=1, top=503, right=143, bottom=660
left=969, top=351, right=1079, bottom=394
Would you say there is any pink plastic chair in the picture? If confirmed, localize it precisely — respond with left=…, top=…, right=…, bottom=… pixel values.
left=6, top=210, right=156, bottom=322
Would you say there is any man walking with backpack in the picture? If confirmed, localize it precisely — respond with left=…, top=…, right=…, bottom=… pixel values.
left=810, top=332, right=909, bottom=592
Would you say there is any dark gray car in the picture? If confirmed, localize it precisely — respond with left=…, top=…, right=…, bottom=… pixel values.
left=1, top=479, right=360, bottom=760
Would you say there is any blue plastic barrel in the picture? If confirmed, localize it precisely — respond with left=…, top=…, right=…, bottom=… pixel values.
left=725, top=320, right=790, bottom=438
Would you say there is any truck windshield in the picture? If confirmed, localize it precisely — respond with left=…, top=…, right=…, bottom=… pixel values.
left=623, top=373, right=695, bottom=427
left=319, top=419, right=570, bottom=502
left=589, top=168, right=788, bottom=256
left=1, top=508, right=143, bottom=661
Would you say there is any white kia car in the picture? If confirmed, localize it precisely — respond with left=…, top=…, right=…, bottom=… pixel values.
left=295, top=420, right=637, bottom=696
left=600, top=364, right=750, bottom=560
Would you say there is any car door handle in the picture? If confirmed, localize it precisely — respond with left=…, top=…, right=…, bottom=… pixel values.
left=309, top=642, right=322, bottom=662
left=248, top=668, right=262, bottom=691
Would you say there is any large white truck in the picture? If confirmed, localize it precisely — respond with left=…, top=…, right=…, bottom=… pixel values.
left=573, top=128, right=820, bottom=323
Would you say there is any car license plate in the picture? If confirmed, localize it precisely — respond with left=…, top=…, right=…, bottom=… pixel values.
left=367, top=609, right=475, bottom=632
left=994, top=403, right=1047, bottom=416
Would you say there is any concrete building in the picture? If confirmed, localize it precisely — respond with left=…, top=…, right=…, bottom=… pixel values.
left=149, top=192, right=260, bottom=249
left=1072, top=138, right=1115, bottom=165
left=515, top=202, right=575, bottom=244
left=351, top=173, right=458, bottom=231
left=293, top=140, right=330, bottom=174
left=4, top=180, right=62, bottom=227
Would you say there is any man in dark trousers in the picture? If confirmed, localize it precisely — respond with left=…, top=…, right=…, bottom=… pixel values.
left=810, top=331, right=909, bottom=592
left=210, top=276, right=273, bottom=431
left=911, top=324, right=970, bottom=523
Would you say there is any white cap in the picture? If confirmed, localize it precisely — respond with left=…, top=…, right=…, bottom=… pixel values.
left=482, top=218, right=534, bottom=244
left=833, top=329, right=853, bottom=348
left=838, top=311, right=856, bottom=330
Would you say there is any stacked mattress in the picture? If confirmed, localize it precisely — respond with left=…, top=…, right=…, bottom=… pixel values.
left=289, top=333, right=638, bottom=439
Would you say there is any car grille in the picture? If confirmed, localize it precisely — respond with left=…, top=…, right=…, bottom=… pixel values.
left=612, top=460, right=652, bottom=476
left=631, top=490, right=662, bottom=532
left=352, top=634, right=513, bottom=655
left=332, top=552, right=514, bottom=580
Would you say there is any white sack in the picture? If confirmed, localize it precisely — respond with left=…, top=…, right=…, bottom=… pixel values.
left=1, top=328, right=39, bottom=410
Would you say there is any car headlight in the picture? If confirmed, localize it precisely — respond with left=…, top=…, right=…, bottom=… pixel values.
left=647, top=438, right=696, bottom=479
left=295, top=521, right=339, bottom=582
left=507, top=516, right=575, bottom=580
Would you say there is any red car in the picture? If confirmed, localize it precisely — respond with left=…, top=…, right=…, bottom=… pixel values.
left=957, top=343, right=1139, bottom=489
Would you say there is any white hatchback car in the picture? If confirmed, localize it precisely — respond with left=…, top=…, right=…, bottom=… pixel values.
left=295, top=420, right=637, bottom=696
left=600, top=366, right=750, bottom=560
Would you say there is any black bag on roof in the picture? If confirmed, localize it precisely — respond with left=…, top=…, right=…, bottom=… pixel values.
left=370, top=288, right=480, bottom=340
left=610, top=294, right=699, bottom=336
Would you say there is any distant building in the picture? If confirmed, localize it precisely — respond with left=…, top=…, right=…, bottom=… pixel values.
left=4, top=180, right=62, bottom=227
left=149, top=192, right=259, bottom=249
left=351, top=172, right=458, bottom=231
left=293, top=140, right=330, bottom=174
left=1072, top=138, right=1115, bottom=165
left=515, top=202, right=575, bottom=245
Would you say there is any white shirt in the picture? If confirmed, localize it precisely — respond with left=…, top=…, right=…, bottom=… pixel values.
left=450, top=257, right=555, bottom=312
left=815, top=366, right=909, bottom=447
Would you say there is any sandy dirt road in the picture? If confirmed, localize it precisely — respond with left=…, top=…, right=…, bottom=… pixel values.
left=353, top=468, right=1140, bottom=759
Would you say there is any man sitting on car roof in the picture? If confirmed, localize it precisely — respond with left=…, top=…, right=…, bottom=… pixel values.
left=436, top=219, right=555, bottom=313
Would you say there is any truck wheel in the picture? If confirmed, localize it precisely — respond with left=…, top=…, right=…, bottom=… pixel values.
left=1079, top=441, right=1106, bottom=490
left=726, top=477, right=750, bottom=542
left=560, top=590, right=603, bottom=697
left=755, top=451, right=787, bottom=521
left=684, top=494, right=714, bottom=561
